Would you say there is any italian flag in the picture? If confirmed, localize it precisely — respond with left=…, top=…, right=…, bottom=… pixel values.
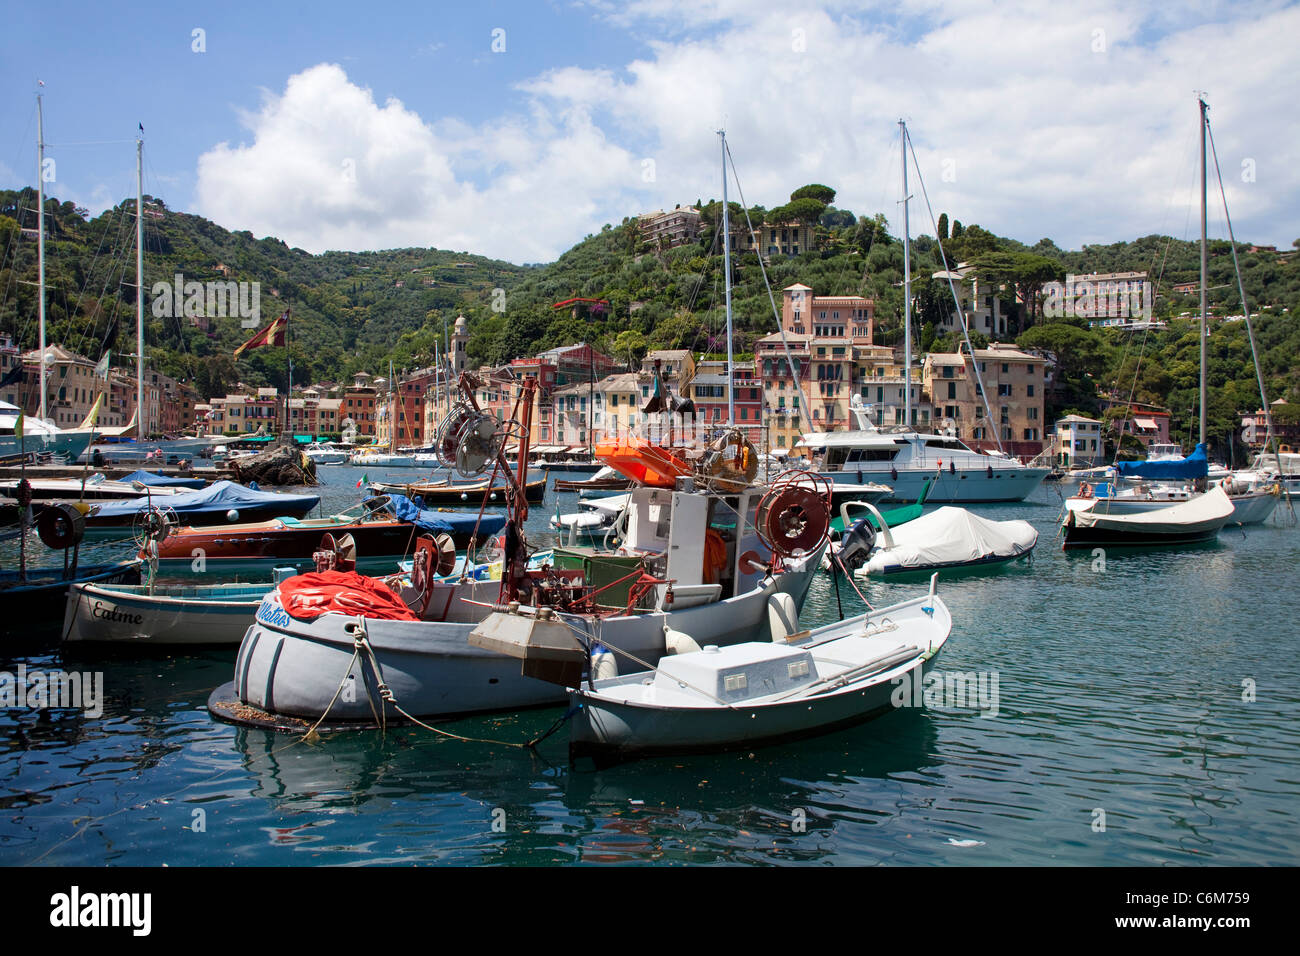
left=357, top=473, right=368, bottom=490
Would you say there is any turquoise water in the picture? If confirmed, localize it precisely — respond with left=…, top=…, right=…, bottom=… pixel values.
left=2, top=466, right=1298, bottom=866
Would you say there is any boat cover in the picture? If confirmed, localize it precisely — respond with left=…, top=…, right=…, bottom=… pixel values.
left=373, top=494, right=507, bottom=537
left=119, top=469, right=207, bottom=489
left=864, top=506, right=1037, bottom=573
left=1115, top=443, right=1208, bottom=480
left=90, top=480, right=320, bottom=520
left=278, top=570, right=419, bottom=621
left=1070, top=484, right=1234, bottom=532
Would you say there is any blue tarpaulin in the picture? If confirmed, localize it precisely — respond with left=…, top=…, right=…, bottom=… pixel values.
left=119, top=469, right=206, bottom=489
left=91, top=480, right=320, bottom=520
left=1115, top=443, right=1209, bottom=480
left=371, top=493, right=508, bottom=538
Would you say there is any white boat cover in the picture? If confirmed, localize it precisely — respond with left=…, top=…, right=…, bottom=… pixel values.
left=1070, top=485, right=1234, bottom=533
left=862, top=506, right=1037, bottom=574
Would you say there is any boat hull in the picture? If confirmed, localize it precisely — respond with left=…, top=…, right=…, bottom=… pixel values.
left=813, top=466, right=1047, bottom=503
left=225, top=557, right=822, bottom=722
left=63, top=580, right=273, bottom=645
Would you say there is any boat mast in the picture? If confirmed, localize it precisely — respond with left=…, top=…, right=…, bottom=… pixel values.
left=900, top=119, right=913, bottom=429
left=719, top=128, right=735, bottom=427
left=36, top=91, right=47, bottom=424
left=136, top=129, right=145, bottom=439
left=1198, top=95, right=1208, bottom=448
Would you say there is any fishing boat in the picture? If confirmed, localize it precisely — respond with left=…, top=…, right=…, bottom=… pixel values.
left=146, top=494, right=507, bottom=574
left=839, top=503, right=1037, bottom=576
left=63, top=568, right=299, bottom=646
left=1061, top=484, right=1235, bottom=549
left=79, top=480, right=320, bottom=539
left=566, top=575, right=952, bottom=761
left=209, top=375, right=830, bottom=726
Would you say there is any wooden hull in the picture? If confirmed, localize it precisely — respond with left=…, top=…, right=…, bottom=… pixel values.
left=63, top=580, right=272, bottom=645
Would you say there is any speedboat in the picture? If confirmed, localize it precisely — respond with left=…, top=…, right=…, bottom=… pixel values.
left=79, top=480, right=320, bottom=539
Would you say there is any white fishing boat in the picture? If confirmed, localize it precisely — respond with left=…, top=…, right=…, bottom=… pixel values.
left=566, top=576, right=951, bottom=761
left=838, top=502, right=1037, bottom=577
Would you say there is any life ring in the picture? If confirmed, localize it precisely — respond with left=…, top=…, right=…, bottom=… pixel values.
left=37, top=503, right=86, bottom=550
left=1080, top=482, right=1092, bottom=499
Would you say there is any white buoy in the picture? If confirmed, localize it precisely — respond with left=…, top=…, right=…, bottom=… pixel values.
left=460, top=493, right=468, bottom=500
left=226, top=509, right=240, bottom=522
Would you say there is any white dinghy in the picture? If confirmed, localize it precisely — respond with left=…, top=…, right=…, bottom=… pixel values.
left=566, top=577, right=952, bottom=761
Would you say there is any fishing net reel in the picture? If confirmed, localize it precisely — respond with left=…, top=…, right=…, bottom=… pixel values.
left=132, top=505, right=177, bottom=552
left=434, top=400, right=505, bottom=478
left=754, top=470, right=833, bottom=560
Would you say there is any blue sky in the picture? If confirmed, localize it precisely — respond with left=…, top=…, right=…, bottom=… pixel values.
left=3, top=0, right=1297, bottom=263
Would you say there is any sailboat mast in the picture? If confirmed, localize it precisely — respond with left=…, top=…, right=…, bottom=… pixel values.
left=36, top=92, right=46, bottom=423
left=1199, top=96, right=1208, bottom=448
left=136, top=131, right=144, bottom=439
left=900, top=119, right=913, bottom=429
left=719, top=128, right=735, bottom=426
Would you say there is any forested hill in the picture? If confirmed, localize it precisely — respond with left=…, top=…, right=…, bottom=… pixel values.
left=0, top=189, right=527, bottom=398
left=1, top=184, right=1298, bottom=453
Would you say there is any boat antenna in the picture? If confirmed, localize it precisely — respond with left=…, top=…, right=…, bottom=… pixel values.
left=904, top=123, right=1004, bottom=454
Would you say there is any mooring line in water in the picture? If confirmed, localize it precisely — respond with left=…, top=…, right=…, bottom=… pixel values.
left=345, top=617, right=567, bottom=749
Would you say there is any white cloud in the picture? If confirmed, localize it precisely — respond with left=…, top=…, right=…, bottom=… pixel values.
left=195, top=3, right=1300, bottom=262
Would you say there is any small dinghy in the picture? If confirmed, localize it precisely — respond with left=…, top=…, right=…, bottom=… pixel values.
left=839, top=504, right=1037, bottom=577
left=567, top=577, right=952, bottom=762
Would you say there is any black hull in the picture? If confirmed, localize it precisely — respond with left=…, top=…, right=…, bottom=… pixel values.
left=1062, top=526, right=1222, bottom=550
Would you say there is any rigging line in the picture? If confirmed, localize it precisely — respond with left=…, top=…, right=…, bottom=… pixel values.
left=904, top=126, right=1004, bottom=454
left=723, top=139, right=815, bottom=434
left=42, top=139, right=138, bottom=147
left=1207, top=119, right=1280, bottom=472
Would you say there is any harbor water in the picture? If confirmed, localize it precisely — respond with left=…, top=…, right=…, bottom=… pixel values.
left=2, top=465, right=1298, bottom=865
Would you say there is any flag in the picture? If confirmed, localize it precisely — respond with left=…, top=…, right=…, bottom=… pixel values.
left=95, top=351, right=110, bottom=379
left=233, top=311, right=288, bottom=358
left=357, top=473, right=368, bottom=490
left=79, top=393, right=103, bottom=430
left=0, top=363, right=24, bottom=388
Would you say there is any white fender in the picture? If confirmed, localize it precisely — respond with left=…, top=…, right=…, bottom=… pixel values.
left=663, top=624, right=701, bottom=656
left=767, top=592, right=799, bottom=642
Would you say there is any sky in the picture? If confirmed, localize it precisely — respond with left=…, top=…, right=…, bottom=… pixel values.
left=2, top=0, right=1296, bottom=264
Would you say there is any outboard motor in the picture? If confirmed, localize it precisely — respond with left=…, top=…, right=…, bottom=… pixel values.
left=837, top=517, right=878, bottom=573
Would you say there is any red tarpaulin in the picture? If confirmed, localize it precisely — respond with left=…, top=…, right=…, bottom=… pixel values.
left=278, top=570, right=419, bottom=621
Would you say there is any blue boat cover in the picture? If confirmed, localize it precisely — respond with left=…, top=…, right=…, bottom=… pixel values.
left=372, top=493, right=508, bottom=538
left=1114, top=443, right=1209, bottom=480
left=119, top=469, right=206, bottom=489
left=92, top=480, right=320, bottom=519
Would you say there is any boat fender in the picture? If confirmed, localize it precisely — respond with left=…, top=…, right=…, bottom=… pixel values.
left=767, top=592, right=799, bottom=643
left=950, top=460, right=956, bottom=475
left=664, top=624, right=701, bottom=656
left=987, top=465, right=993, bottom=479
left=890, top=466, right=898, bottom=482
left=226, top=509, right=240, bottom=522
left=37, top=503, right=85, bottom=550
left=591, top=643, right=618, bottom=680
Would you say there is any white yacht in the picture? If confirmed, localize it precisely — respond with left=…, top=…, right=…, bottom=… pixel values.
left=797, top=397, right=1049, bottom=503
left=0, top=401, right=93, bottom=462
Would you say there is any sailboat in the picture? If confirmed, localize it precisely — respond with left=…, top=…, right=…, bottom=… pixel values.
left=1062, top=97, right=1261, bottom=546
left=797, top=122, right=1050, bottom=503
